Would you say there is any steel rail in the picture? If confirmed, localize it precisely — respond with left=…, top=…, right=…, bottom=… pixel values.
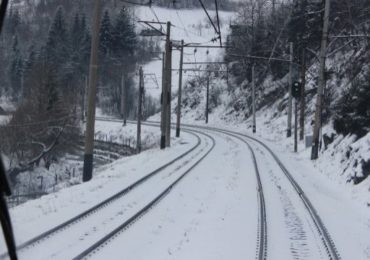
left=0, top=128, right=202, bottom=258
left=125, top=120, right=267, bottom=259
left=89, top=118, right=340, bottom=259
left=211, top=130, right=267, bottom=260
left=182, top=123, right=341, bottom=260
left=72, top=129, right=216, bottom=260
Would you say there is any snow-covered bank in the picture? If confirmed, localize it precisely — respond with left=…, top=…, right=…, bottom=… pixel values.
left=167, top=93, right=370, bottom=211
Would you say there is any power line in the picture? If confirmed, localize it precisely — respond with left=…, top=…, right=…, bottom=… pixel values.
left=171, top=24, right=211, bottom=41
left=175, top=10, right=192, bottom=42
left=0, top=115, right=75, bottom=128
left=149, top=6, right=164, bottom=33
left=197, top=0, right=219, bottom=35
left=214, top=0, right=222, bottom=47
left=120, top=0, right=152, bottom=6
left=0, top=0, right=9, bottom=34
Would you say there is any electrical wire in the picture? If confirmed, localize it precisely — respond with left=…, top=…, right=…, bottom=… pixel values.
left=214, top=0, right=222, bottom=47
left=175, top=10, right=193, bottom=42
left=197, top=0, right=219, bottom=35
left=0, top=115, right=76, bottom=128
left=171, top=23, right=210, bottom=41
left=120, top=0, right=152, bottom=6
left=149, top=6, right=164, bottom=33
left=0, top=0, right=9, bottom=34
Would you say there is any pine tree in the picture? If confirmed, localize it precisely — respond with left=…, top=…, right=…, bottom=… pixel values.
left=9, top=35, right=23, bottom=100
left=5, top=6, right=21, bottom=35
left=79, top=14, right=91, bottom=64
left=22, top=45, right=36, bottom=97
left=70, top=13, right=81, bottom=52
left=112, top=7, right=137, bottom=60
left=100, top=10, right=113, bottom=56
left=45, top=6, right=69, bottom=68
left=288, top=0, right=322, bottom=52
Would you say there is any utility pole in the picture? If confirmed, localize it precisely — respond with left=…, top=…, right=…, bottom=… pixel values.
left=160, top=22, right=171, bottom=149
left=311, top=0, right=330, bottom=160
left=82, top=0, right=102, bottom=182
left=252, top=64, right=256, bottom=133
left=205, top=72, right=210, bottom=124
left=287, top=42, right=293, bottom=137
left=81, top=76, right=88, bottom=122
left=160, top=51, right=166, bottom=149
left=137, top=67, right=144, bottom=154
left=165, top=40, right=172, bottom=147
left=294, top=99, right=298, bottom=152
left=121, top=73, right=127, bottom=126
left=20, top=74, right=24, bottom=103
left=176, top=40, right=184, bottom=138
left=300, top=48, right=306, bottom=141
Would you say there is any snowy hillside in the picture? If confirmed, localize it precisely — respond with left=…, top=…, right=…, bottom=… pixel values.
left=133, top=6, right=234, bottom=99
left=167, top=4, right=370, bottom=208
left=1, top=1, right=370, bottom=259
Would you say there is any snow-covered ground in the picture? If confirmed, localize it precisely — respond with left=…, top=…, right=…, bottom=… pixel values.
left=1, top=4, right=369, bottom=260
left=0, top=122, right=196, bottom=257
left=2, top=119, right=369, bottom=259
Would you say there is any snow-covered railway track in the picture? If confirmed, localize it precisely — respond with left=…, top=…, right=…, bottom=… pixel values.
left=214, top=130, right=267, bottom=260
left=93, top=118, right=340, bottom=259
left=0, top=128, right=212, bottom=260
left=72, top=129, right=216, bottom=260
left=184, top=124, right=341, bottom=260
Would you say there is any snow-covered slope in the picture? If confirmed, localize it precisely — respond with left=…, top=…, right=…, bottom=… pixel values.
left=171, top=37, right=370, bottom=208
left=133, top=6, right=234, bottom=99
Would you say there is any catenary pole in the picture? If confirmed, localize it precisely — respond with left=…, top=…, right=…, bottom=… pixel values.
left=205, top=72, right=210, bottom=124
left=82, top=0, right=102, bottom=182
left=176, top=40, right=184, bottom=137
left=137, top=67, right=143, bottom=153
left=311, top=0, right=331, bottom=160
left=81, top=75, right=88, bottom=122
left=294, top=99, right=298, bottom=152
left=300, top=48, right=306, bottom=141
left=252, top=64, right=256, bottom=133
left=287, top=42, right=293, bottom=137
left=165, top=40, right=172, bottom=147
left=161, top=22, right=171, bottom=149
left=121, top=73, right=127, bottom=126
left=160, top=51, right=166, bottom=149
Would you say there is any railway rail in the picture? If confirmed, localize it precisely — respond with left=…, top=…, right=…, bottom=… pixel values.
left=95, top=118, right=340, bottom=260
left=1, top=118, right=341, bottom=260
left=0, top=128, right=212, bottom=259
left=73, top=129, right=215, bottom=259
left=184, top=124, right=341, bottom=260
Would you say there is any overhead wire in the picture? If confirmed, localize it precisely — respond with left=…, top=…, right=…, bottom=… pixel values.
left=120, top=0, right=152, bottom=6
left=149, top=6, right=164, bottom=33
left=197, top=0, right=219, bottom=35
left=171, top=23, right=211, bottom=41
left=175, top=9, right=193, bottom=42
left=214, top=0, right=222, bottom=47
left=0, top=0, right=9, bottom=34
left=0, top=115, right=76, bottom=128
